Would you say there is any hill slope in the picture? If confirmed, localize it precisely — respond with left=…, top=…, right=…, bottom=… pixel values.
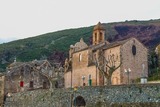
left=0, top=19, right=160, bottom=71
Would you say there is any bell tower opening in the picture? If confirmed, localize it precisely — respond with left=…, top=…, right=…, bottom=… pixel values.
left=92, top=22, right=105, bottom=45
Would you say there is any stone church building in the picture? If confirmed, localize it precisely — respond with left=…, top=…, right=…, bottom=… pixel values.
left=64, top=22, right=148, bottom=88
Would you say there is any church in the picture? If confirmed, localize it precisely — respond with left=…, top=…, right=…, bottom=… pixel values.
left=64, top=22, right=148, bottom=88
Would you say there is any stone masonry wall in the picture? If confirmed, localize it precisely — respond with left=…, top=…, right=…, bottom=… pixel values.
left=121, top=38, right=148, bottom=84
left=4, top=84, right=160, bottom=107
left=71, top=49, right=97, bottom=87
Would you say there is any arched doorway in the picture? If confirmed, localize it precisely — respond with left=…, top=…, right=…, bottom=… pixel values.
left=73, top=96, right=86, bottom=107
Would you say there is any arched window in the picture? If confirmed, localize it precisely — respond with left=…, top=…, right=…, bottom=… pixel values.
left=79, top=53, right=82, bottom=62
left=132, top=45, right=136, bottom=55
left=99, top=32, right=103, bottom=41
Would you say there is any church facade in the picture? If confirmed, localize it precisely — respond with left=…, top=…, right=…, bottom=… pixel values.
left=64, top=22, right=148, bottom=88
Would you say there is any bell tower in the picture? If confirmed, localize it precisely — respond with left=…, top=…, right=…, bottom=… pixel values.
left=92, top=22, right=105, bottom=45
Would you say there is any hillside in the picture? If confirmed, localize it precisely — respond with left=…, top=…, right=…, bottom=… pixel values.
left=0, top=19, right=160, bottom=71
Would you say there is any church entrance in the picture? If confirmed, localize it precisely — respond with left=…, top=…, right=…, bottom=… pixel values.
left=73, top=96, right=86, bottom=107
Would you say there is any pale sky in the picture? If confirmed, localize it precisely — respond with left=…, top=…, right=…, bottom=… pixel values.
left=0, top=0, right=160, bottom=43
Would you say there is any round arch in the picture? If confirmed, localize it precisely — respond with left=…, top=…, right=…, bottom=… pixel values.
left=73, top=96, right=86, bottom=107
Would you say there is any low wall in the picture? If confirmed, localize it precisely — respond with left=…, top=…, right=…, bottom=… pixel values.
left=4, top=84, right=160, bottom=107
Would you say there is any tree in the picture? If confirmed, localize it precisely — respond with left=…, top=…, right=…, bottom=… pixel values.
left=94, top=49, right=122, bottom=85
left=32, top=60, right=64, bottom=90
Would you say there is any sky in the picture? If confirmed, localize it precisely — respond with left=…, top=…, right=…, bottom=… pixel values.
left=0, top=0, right=160, bottom=43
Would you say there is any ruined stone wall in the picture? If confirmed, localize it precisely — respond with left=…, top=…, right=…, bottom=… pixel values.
left=4, top=84, right=160, bottom=107
left=121, top=38, right=148, bottom=84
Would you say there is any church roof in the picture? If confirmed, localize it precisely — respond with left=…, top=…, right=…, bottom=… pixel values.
left=103, top=37, right=145, bottom=50
left=93, top=22, right=105, bottom=31
left=103, top=39, right=129, bottom=50
left=73, top=41, right=107, bottom=53
left=72, top=38, right=143, bottom=53
left=90, top=41, right=107, bottom=51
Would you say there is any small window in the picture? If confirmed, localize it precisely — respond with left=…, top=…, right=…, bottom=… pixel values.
left=43, top=81, right=47, bottom=89
left=20, top=81, right=24, bottom=87
left=88, top=74, right=91, bottom=79
left=79, top=53, right=82, bottom=62
left=132, top=45, right=136, bottom=55
left=29, top=81, right=34, bottom=88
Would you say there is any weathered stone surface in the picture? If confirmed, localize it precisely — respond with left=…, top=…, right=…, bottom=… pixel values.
left=4, top=84, right=160, bottom=107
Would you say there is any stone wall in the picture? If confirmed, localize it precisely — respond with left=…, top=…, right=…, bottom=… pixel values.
left=121, top=38, right=148, bottom=84
left=64, top=71, right=72, bottom=88
left=71, top=49, right=97, bottom=87
left=4, top=84, right=160, bottom=107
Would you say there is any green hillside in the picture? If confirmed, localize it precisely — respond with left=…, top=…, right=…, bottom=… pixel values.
left=0, top=19, right=160, bottom=71
left=0, top=26, right=94, bottom=71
